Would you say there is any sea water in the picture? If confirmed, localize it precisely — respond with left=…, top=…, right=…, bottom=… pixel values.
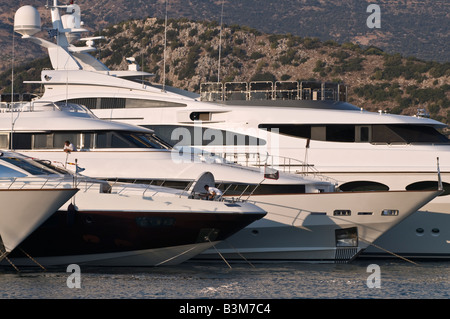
left=0, top=260, right=449, bottom=300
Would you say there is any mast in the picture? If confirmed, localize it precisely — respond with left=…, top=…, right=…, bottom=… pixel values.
left=217, top=0, right=224, bottom=83
left=162, top=0, right=168, bottom=92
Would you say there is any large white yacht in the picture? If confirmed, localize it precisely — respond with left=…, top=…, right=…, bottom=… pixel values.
left=9, top=1, right=448, bottom=261
left=0, top=150, right=266, bottom=267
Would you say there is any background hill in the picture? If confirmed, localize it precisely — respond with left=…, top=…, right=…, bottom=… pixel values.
left=0, top=1, right=449, bottom=123
left=0, top=0, right=449, bottom=68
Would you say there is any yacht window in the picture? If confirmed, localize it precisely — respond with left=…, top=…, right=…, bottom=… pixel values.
left=406, top=181, right=450, bottom=196
left=125, top=99, right=186, bottom=108
left=381, top=209, right=399, bottom=216
left=96, top=132, right=108, bottom=148
left=372, top=125, right=449, bottom=144
left=33, top=134, right=53, bottom=149
left=145, top=125, right=266, bottom=146
left=61, top=98, right=187, bottom=109
left=100, top=98, right=126, bottom=109
left=259, top=124, right=311, bottom=139
left=326, top=125, right=355, bottom=142
left=339, top=181, right=389, bottom=192
left=311, top=126, right=326, bottom=141
left=11, top=133, right=32, bottom=149
left=35, top=160, right=71, bottom=175
left=54, top=133, right=79, bottom=149
left=334, top=210, right=351, bottom=216
left=217, top=183, right=306, bottom=195
left=358, top=126, right=370, bottom=142
left=31, top=132, right=80, bottom=150
left=0, top=163, right=27, bottom=178
left=82, top=133, right=94, bottom=149
left=259, top=123, right=449, bottom=144
left=0, top=134, right=8, bottom=148
left=95, top=131, right=171, bottom=149
left=0, top=157, right=58, bottom=176
left=112, top=134, right=131, bottom=148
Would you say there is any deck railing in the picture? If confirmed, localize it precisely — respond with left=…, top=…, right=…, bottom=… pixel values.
left=200, top=81, right=348, bottom=103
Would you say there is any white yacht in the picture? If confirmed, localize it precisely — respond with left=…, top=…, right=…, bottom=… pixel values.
left=0, top=150, right=266, bottom=267
left=8, top=1, right=447, bottom=262
left=0, top=164, right=77, bottom=262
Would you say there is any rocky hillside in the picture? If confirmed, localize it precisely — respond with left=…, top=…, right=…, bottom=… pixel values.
left=1, top=0, right=449, bottom=66
left=1, top=16, right=449, bottom=124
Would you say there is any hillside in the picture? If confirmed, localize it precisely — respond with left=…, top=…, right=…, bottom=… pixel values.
left=2, top=15, right=449, bottom=124
left=0, top=0, right=449, bottom=71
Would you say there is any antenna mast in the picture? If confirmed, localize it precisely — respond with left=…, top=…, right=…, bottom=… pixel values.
left=162, top=0, right=168, bottom=92
left=10, top=25, right=15, bottom=150
left=217, top=0, right=224, bottom=82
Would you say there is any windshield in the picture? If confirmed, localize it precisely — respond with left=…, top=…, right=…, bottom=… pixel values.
left=0, top=157, right=65, bottom=176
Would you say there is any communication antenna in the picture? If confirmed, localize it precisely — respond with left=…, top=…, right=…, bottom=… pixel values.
left=10, top=26, right=15, bottom=150
left=217, top=0, right=224, bottom=82
left=162, top=0, right=168, bottom=92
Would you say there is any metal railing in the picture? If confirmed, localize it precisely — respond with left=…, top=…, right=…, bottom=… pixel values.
left=200, top=81, right=348, bottom=103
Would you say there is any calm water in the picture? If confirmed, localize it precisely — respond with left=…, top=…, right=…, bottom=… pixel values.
left=0, top=259, right=449, bottom=300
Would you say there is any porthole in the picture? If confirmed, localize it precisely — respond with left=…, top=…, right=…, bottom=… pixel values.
left=251, top=229, right=259, bottom=236
left=431, top=228, right=440, bottom=236
left=416, top=228, right=425, bottom=236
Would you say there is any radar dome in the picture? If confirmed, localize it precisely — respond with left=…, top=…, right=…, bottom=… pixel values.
left=14, top=5, right=41, bottom=36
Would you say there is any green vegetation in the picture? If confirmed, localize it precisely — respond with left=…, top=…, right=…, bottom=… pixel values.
left=2, top=16, right=449, bottom=124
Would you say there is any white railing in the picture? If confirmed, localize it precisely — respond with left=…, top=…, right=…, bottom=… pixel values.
left=193, top=150, right=337, bottom=184
left=0, top=100, right=93, bottom=115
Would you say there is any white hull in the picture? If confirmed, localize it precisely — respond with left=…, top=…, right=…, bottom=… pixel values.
left=7, top=150, right=439, bottom=262
left=0, top=188, right=77, bottom=256
left=198, top=190, right=439, bottom=262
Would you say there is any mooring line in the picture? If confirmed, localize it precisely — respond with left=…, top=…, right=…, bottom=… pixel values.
left=19, top=248, right=46, bottom=271
left=224, top=240, right=255, bottom=268
left=209, top=239, right=232, bottom=269
left=359, top=237, right=419, bottom=266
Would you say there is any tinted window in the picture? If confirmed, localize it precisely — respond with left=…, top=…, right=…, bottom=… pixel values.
left=0, top=157, right=57, bottom=176
left=146, top=125, right=266, bottom=146
left=0, top=163, right=27, bottom=177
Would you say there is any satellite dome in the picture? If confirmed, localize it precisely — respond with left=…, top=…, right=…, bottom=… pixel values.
left=14, top=5, right=41, bottom=36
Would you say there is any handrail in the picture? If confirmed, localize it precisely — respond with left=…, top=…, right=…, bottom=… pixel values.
left=200, top=81, right=348, bottom=102
left=0, top=99, right=92, bottom=114
left=193, top=149, right=337, bottom=183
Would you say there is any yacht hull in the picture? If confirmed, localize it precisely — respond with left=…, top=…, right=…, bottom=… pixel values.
left=0, top=188, right=78, bottom=257
left=3, top=209, right=265, bottom=267
left=196, top=190, right=440, bottom=263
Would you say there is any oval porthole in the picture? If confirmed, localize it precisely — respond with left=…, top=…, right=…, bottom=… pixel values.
left=339, top=181, right=389, bottom=192
left=251, top=229, right=259, bottom=236
left=416, top=228, right=425, bottom=236
left=406, top=181, right=450, bottom=196
left=431, top=228, right=440, bottom=236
